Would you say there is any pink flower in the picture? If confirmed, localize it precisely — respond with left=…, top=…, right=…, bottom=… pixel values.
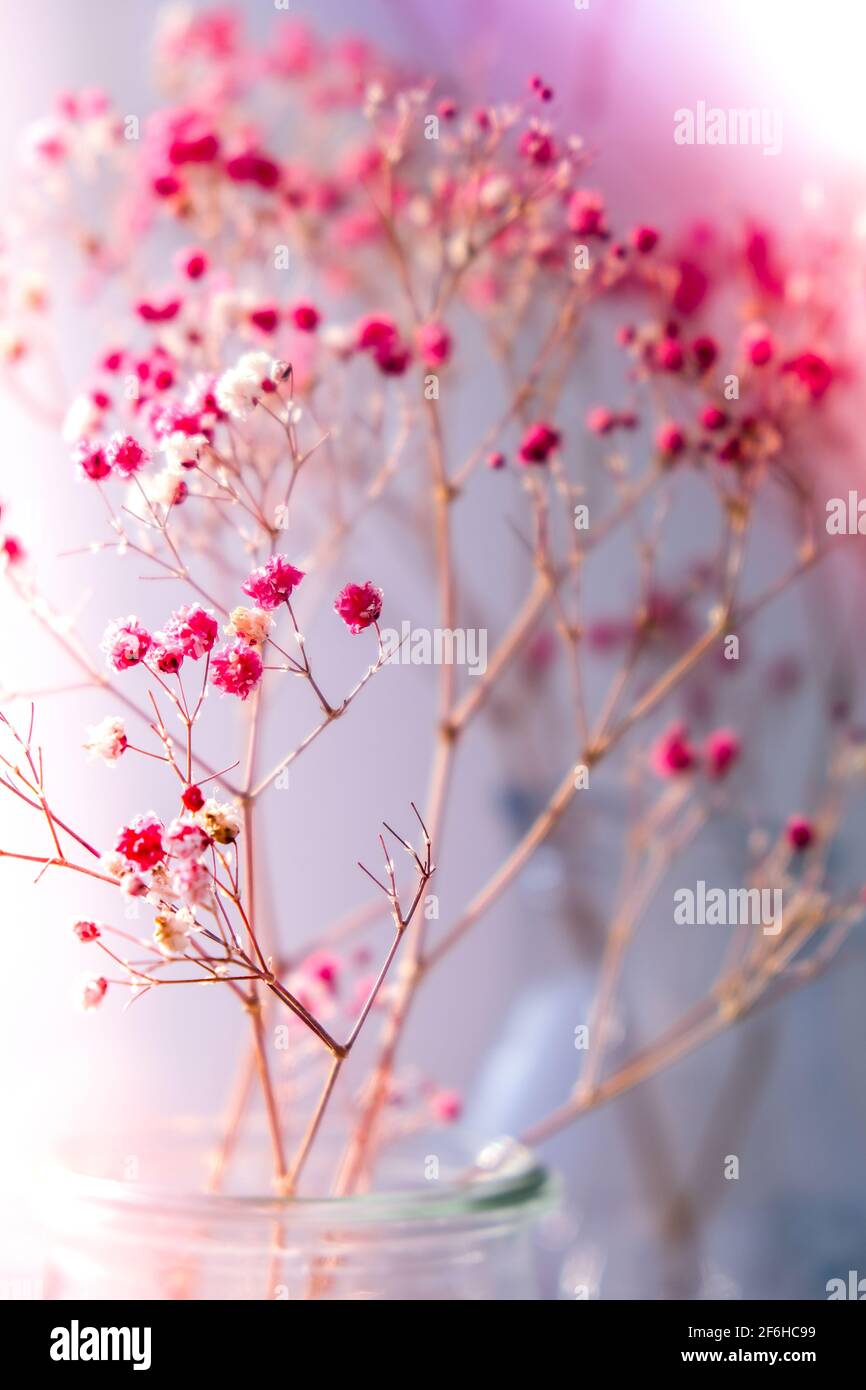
left=416, top=321, right=452, bottom=368
left=652, top=723, right=696, bottom=777
left=656, top=337, right=684, bottom=372
left=225, top=148, right=281, bottom=188
left=373, top=339, right=411, bottom=375
left=334, top=581, right=383, bottom=633
left=73, top=439, right=110, bottom=481
left=102, top=617, right=152, bottom=671
left=120, top=872, right=147, bottom=897
left=742, top=324, right=774, bottom=367
left=115, top=813, right=165, bottom=871
left=165, top=604, right=219, bottom=659
left=700, top=405, right=727, bottom=431
left=164, top=818, right=211, bottom=860
left=631, top=225, right=659, bottom=254
left=356, top=314, right=398, bottom=351
left=73, top=920, right=101, bottom=942
left=178, top=247, right=208, bottom=279
left=744, top=225, right=785, bottom=298
left=585, top=406, right=617, bottom=435
left=1, top=536, right=24, bottom=564
left=519, top=127, right=556, bottom=166
left=182, top=784, right=205, bottom=813
left=153, top=173, right=182, bottom=198
left=518, top=421, right=560, bottom=465
left=567, top=189, right=606, bottom=237
left=241, top=554, right=305, bottom=610
left=717, top=435, right=742, bottom=465
left=487, top=451, right=506, bottom=470
left=292, top=302, right=320, bottom=332
left=81, top=976, right=108, bottom=1010
left=171, top=858, right=212, bottom=906
left=136, top=298, right=182, bottom=324
left=105, top=432, right=150, bottom=477
left=529, top=74, right=554, bottom=101
left=704, top=729, right=740, bottom=778
left=692, top=336, right=718, bottom=372
left=211, top=639, right=263, bottom=699
left=782, top=351, right=833, bottom=400
left=168, top=131, right=220, bottom=166
left=299, top=949, right=340, bottom=993
left=786, top=815, right=814, bottom=851
left=354, top=314, right=411, bottom=373
left=249, top=304, right=279, bottom=335
left=149, top=636, right=184, bottom=674
left=656, top=422, right=686, bottom=458
left=430, top=1089, right=463, bottom=1123
left=673, top=259, right=709, bottom=315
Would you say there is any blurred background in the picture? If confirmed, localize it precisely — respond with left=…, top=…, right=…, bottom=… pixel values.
left=1, top=0, right=866, bottom=1299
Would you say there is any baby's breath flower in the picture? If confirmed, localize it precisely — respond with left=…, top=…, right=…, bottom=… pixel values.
left=196, top=798, right=241, bottom=845
left=226, top=605, right=273, bottom=646
left=153, top=911, right=190, bottom=957
left=62, top=392, right=104, bottom=444
left=215, top=351, right=278, bottom=419
left=80, top=976, right=108, bottom=1010
left=100, top=851, right=127, bottom=880
left=162, top=430, right=208, bottom=469
left=83, top=714, right=127, bottom=766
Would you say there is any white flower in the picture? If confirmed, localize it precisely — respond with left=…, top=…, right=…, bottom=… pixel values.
left=144, top=468, right=189, bottom=509
left=153, top=911, right=190, bottom=957
left=120, top=872, right=147, bottom=897
left=208, top=289, right=242, bottom=338
left=184, top=374, right=220, bottom=426
left=148, top=864, right=172, bottom=894
left=321, top=324, right=355, bottom=359
left=163, top=430, right=208, bottom=469
left=225, top=606, right=273, bottom=647
left=63, top=392, right=103, bottom=443
left=83, top=714, right=127, bottom=765
left=100, top=851, right=128, bottom=879
left=479, top=175, right=512, bottom=212
left=215, top=351, right=275, bottom=420
left=196, top=798, right=241, bottom=845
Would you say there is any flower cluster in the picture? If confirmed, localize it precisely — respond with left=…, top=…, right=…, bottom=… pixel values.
left=0, top=9, right=860, bottom=1219
left=652, top=723, right=741, bottom=780
left=102, top=604, right=218, bottom=677
left=107, top=799, right=225, bottom=928
left=241, top=554, right=305, bottom=610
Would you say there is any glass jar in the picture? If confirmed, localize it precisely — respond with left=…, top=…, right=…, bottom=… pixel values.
left=41, top=1122, right=555, bottom=1300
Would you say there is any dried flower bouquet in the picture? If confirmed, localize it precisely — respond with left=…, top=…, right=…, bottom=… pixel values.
left=0, top=9, right=862, bottom=1215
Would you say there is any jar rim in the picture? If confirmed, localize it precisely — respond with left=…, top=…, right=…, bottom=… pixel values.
left=43, top=1120, right=555, bottom=1229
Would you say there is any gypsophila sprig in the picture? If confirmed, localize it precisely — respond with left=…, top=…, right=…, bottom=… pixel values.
left=0, top=8, right=863, bottom=1228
